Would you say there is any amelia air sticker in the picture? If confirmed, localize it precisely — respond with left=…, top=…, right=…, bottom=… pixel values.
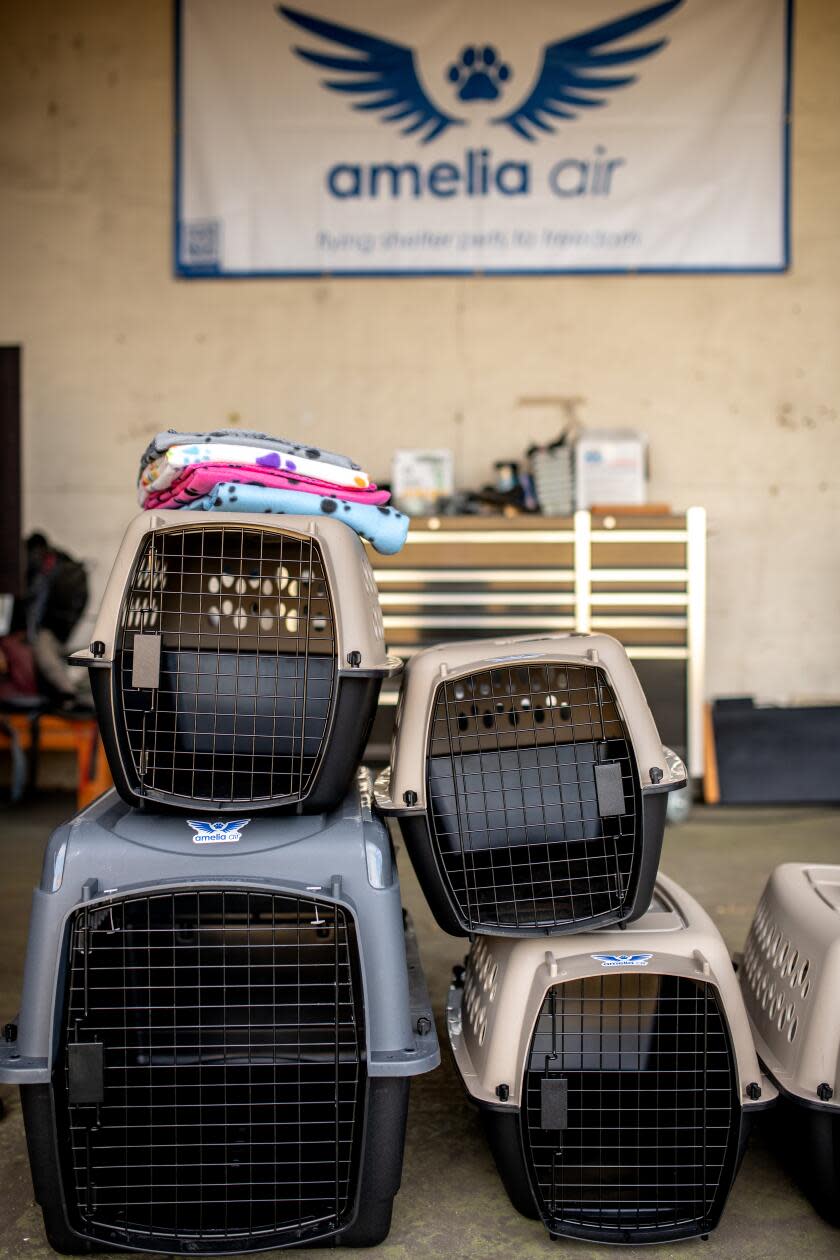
left=591, top=952, right=654, bottom=968
left=187, top=819, right=251, bottom=844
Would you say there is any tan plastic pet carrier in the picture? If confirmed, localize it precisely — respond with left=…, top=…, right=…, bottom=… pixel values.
left=446, top=873, right=774, bottom=1244
left=376, top=633, right=685, bottom=936
left=70, top=512, right=400, bottom=813
left=740, top=863, right=840, bottom=1223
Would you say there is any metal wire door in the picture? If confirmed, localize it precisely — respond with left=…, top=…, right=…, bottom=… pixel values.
left=57, top=889, right=365, bottom=1252
left=521, top=973, right=740, bottom=1239
left=117, top=525, right=336, bottom=805
left=425, top=663, right=640, bottom=929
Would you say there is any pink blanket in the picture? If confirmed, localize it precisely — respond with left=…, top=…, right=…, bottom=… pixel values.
left=144, top=461, right=389, bottom=510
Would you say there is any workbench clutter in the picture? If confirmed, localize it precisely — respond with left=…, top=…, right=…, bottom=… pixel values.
left=534, top=428, right=648, bottom=513
left=390, top=427, right=649, bottom=519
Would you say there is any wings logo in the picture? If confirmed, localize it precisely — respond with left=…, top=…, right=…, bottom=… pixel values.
left=278, top=1, right=682, bottom=144
left=187, top=819, right=251, bottom=844
left=591, top=952, right=654, bottom=968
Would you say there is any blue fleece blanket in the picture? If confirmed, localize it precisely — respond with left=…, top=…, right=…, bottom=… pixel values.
left=187, top=481, right=409, bottom=555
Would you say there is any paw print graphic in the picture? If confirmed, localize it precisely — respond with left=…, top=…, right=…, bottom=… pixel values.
left=447, top=45, right=511, bottom=103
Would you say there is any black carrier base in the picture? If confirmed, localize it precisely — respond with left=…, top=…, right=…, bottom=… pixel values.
left=478, top=1100, right=753, bottom=1246
left=22, top=1076, right=409, bottom=1255
left=93, top=670, right=381, bottom=815
left=398, top=792, right=667, bottom=938
left=764, top=1096, right=840, bottom=1226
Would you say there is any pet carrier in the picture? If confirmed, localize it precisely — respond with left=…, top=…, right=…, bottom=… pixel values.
left=376, top=633, right=685, bottom=936
left=445, top=873, right=774, bottom=1245
left=739, top=863, right=840, bottom=1223
left=0, top=770, right=439, bottom=1255
left=69, top=512, right=399, bottom=813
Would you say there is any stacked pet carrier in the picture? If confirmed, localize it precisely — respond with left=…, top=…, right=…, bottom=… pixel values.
left=0, top=511, right=439, bottom=1254
left=376, top=632, right=773, bottom=1244
left=740, top=863, right=840, bottom=1224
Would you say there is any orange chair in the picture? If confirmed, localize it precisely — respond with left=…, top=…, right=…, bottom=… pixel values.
left=0, top=711, right=113, bottom=810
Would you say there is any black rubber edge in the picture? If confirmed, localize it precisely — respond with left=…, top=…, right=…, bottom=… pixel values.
left=338, top=1077, right=410, bottom=1246
left=91, top=669, right=381, bottom=815
left=397, top=814, right=469, bottom=938
left=302, top=677, right=382, bottom=815
left=21, top=1084, right=98, bottom=1255
left=761, top=1098, right=840, bottom=1226
left=20, top=1076, right=409, bottom=1253
left=479, top=1109, right=540, bottom=1221
left=621, top=791, right=667, bottom=922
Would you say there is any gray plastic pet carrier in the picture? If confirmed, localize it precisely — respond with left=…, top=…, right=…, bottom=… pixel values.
left=446, top=874, right=774, bottom=1244
left=70, top=512, right=400, bottom=814
left=740, top=863, right=840, bottom=1224
left=0, top=771, right=439, bottom=1255
left=376, top=633, right=685, bottom=936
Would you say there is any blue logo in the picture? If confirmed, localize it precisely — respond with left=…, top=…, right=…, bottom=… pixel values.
left=278, top=1, right=682, bottom=144
left=187, top=818, right=251, bottom=844
left=447, top=47, right=511, bottom=104
left=591, top=952, right=654, bottom=968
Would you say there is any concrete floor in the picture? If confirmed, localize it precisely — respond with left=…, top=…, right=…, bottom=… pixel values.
left=0, top=795, right=838, bottom=1260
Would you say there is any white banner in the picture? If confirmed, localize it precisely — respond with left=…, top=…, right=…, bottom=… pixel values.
left=176, top=0, right=791, bottom=276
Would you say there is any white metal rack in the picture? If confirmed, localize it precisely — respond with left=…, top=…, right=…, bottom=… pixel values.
left=369, top=508, right=706, bottom=779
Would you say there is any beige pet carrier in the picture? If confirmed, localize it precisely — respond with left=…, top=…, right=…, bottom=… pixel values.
left=70, top=512, right=400, bottom=812
left=740, top=863, right=840, bottom=1223
left=447, top=873, right=773, bottom=1244
left=376, top=632, right=685, bottom=935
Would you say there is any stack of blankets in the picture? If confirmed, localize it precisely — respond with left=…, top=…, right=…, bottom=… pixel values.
left=138, top=429, right=408, bottom=555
